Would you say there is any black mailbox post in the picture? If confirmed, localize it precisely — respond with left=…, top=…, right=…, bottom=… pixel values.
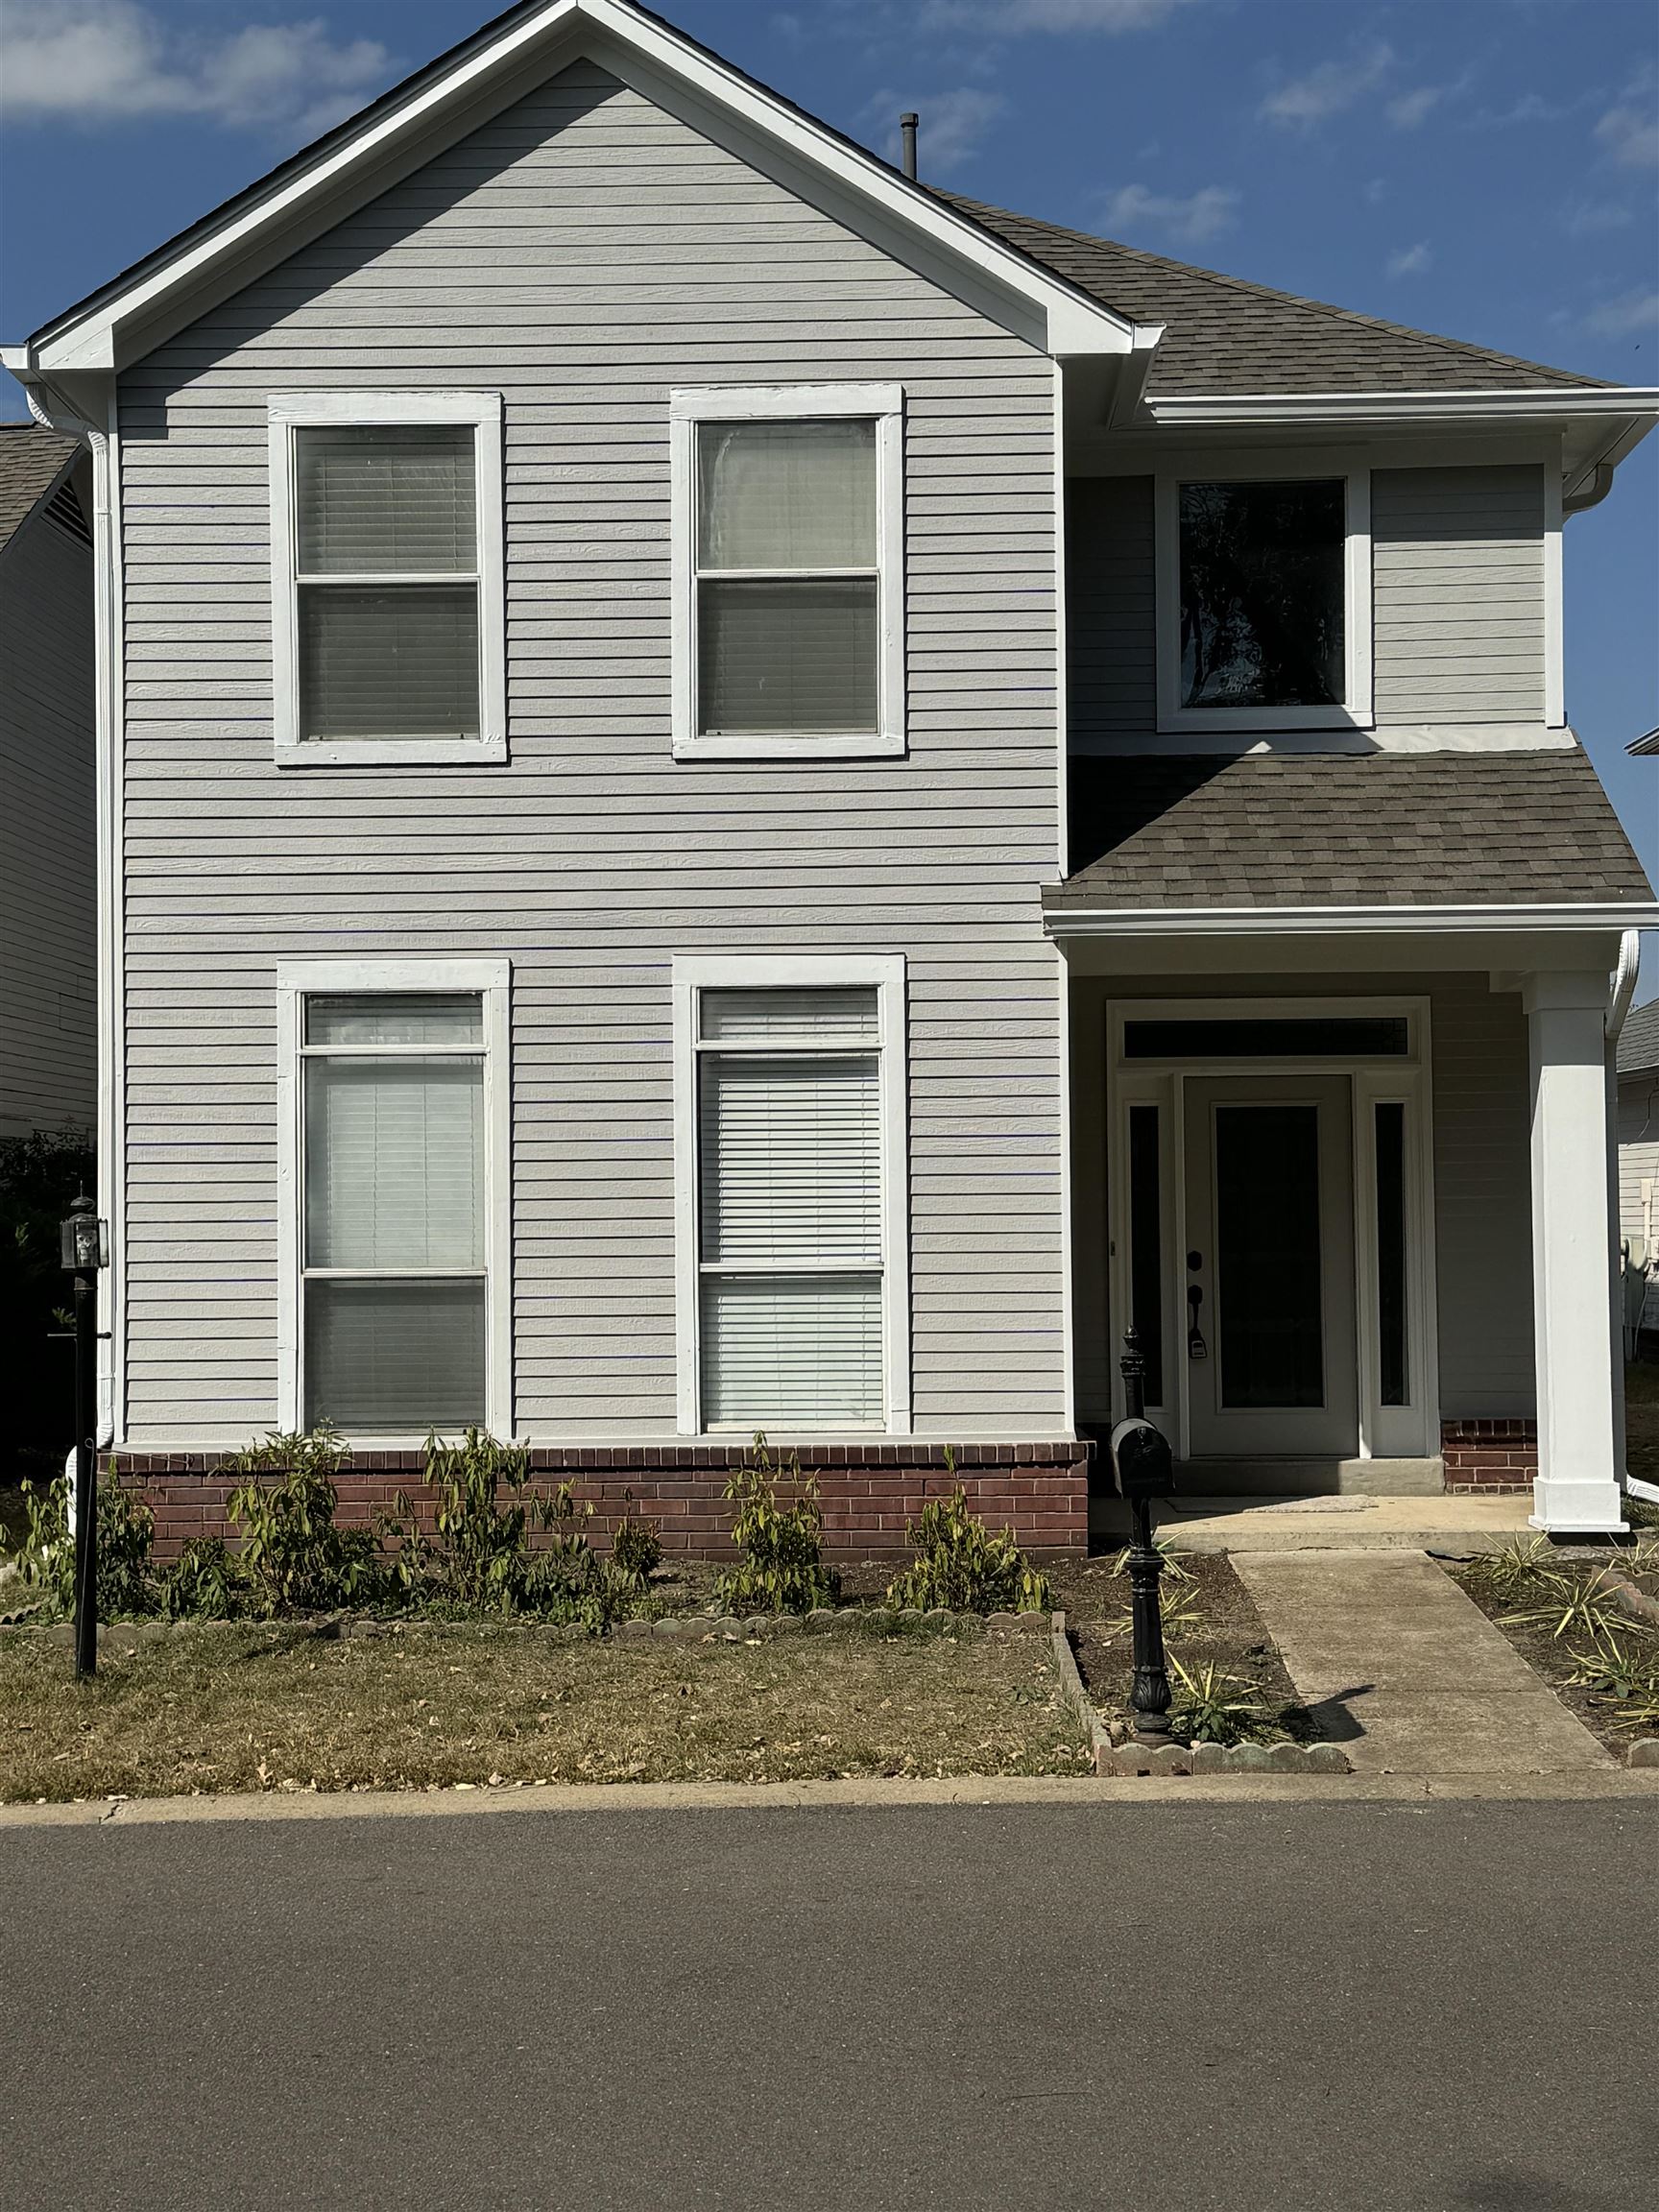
left=60, top=1189, right=108, bottom=1683
left=1111, top=1325, right=1175, bottom=1745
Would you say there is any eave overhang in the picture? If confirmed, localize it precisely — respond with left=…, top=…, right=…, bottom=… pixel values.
left=4, top=0, right=1152, bottom=390
left=1042, top=902, right=1659, bottom=940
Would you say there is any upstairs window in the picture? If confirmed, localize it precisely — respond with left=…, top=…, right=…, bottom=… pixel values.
left=268, top=394, right=505, bottom=766
left=670, top=386, right=904, bottom=759
left=1156, top=467, right=1371, bottom=733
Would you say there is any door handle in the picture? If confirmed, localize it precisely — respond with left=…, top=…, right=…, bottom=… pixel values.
left=1187, top=1283, right=1208, bottom=1360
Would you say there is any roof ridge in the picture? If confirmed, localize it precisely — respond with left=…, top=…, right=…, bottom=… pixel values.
left=940, top=191, right=1605, bottom=393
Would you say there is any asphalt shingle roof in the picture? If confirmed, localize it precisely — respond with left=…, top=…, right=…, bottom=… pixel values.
left=1050, top=750, right=1653, bottom=911
left=0, top=423, right=80, bottom=553
left=943, top=194, right=1601, bottom=397
left=1619, top=999, right=1659, bottom=1077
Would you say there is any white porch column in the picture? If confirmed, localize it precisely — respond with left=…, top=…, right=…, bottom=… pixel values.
left=1524, top=971, right=1625, bottom=1533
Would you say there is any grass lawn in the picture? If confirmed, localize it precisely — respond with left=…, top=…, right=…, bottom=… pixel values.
left=0, top=1621, right=1089, bottom=1803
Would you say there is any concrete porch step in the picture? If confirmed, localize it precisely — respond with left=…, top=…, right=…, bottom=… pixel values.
left=1090, top=1491, right=1536, bottom=1553
left=1172, top=1455, right=1447, bottom=1498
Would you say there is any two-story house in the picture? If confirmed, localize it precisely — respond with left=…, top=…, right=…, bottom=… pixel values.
left=5, top=0, right=1655, bottom=1552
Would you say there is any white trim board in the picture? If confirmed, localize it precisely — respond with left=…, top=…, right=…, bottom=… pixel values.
left=266, top=390, right=506, bottom=768
left=12, top=0, right=1143, bottom=376
left=668, top=385, right=905, bottom=761
left=670, top=952, right=911, bottom=1438
left=1046, top=902, right=1659, bottom=940
left=275, top=957, right=514, bottom=1441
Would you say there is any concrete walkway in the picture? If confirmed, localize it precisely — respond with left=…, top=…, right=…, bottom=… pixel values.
left=1093, top=1491, right=1536, bottom=1551
left=1231, top=1548, right=1614, bottom=1775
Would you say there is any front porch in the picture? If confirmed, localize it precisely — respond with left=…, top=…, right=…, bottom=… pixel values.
left=1053, top=751, right=1658, bottom=1536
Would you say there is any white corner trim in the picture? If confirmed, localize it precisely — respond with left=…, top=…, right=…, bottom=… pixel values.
left=670, top=951, right=911, bottom=1438
left=275, top=957, right=513, bottom=1440
left=1152, top=460, right=1374, bottom=736
left=1044, top=902, right=1659, bottom=940
left=20, top=0, right=1140, bottom=373
left=669, top=386, right=905, bottom=762
left=266, top=390, right=505, bottom=767
left=1543, top=457, right=1565, bottom=729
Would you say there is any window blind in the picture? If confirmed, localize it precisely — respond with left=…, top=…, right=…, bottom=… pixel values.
left=304, top=1057, right=484, bottom=1271
left=299, top=585, right=480, bottom=740
left=697, top=421, right=876, bottom=571
left=305, top=1277, right=486, bottom=1431
left=297, top=424, right=475, bottom=575
left=698, top=579, right=877, bottom=735
left=695, top=985, right=886, bottom=1431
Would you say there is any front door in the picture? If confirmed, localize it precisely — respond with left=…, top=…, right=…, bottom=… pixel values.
left=1182, top=1076, right=1358, bottom=1457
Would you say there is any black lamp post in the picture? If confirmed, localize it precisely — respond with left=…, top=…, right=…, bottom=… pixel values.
left=60, top=1189, right=108, bottom=1682
left=1114, top=1325, right=1174, bottom=1746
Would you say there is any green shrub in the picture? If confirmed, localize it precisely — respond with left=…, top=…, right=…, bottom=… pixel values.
left=223, top=1425, right=388, bottom=1616
left=1168, top=1656, right=1270, bottom=1746
left=715, top=1433, right=839, bottom=1616
left=885, top=1473, right=1051, bottom=1616
left=16, top=1463, right=156, bottom=1620
left=610, top=1493, right=662, bottom=1586
left=158, top=1536, right=244, bottom=1622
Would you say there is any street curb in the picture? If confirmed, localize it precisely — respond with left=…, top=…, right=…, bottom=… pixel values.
left=4, top=1767, right=1659, bottom=1831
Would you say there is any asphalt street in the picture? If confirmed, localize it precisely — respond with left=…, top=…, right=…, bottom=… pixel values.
left=4, top=1795, right=1655, bottom=2210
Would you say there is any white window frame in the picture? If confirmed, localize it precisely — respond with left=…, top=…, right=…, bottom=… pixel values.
left=276, top=957, right=513, bottom=1440
left=1154, top=457, right=1373, bottom=734
left=671, top=952, right=910, bottom=1435
left=267, top=391, right=507, bottom=767
left=668, top=384, right=905, bottom=761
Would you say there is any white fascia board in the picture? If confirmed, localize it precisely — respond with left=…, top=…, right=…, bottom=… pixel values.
left=21, top=0, right=1139, bottom=375
left=1145, top=389, right=1659, bottom=426
left=1043, top=902, right=1659, bottom=940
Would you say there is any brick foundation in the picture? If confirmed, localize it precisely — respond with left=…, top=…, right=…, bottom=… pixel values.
left=112, top=1441, right=1093, bottom=1564
left=1440, top=1419, right=1537, bottom=1494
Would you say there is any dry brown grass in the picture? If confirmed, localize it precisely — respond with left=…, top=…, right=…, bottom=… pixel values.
left=0, top=1622, right=1088, bottom=1802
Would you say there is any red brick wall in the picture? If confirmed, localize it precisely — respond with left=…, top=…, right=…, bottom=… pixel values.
left=116, top=1442, right=1093, bottom=1563
left=1440, top=1419, right=1537, bottom=1493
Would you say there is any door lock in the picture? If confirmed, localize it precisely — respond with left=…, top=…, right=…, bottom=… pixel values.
left=1187, top=1249, right=1203, bottom=1272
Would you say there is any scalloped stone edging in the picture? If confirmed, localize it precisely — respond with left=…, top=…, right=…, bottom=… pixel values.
left=1605, top=1566, right=1659, bottom=1630
left=1626, top=1738, right=1659, bottom=1769
left=2, top=1604, right=1058, bottom=1647
left=1047, top=1617, right=1350, bottom=1778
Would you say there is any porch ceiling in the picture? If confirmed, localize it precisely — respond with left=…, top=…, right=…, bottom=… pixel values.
left=1049, top=750, right=1654, bottom=915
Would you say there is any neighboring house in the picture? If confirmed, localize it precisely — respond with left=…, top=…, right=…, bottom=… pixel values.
left=0, top=424, right=96, bottom=1142
left=4, top=0, right=1656, bottom=1549
left=1618, top=999, right=1659, bottom=1341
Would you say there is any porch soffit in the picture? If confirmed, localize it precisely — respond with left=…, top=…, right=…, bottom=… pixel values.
left=1047, top=751, right=1656, bottom=925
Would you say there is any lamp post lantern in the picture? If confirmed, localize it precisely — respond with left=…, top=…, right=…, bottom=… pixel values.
left=60, top=1189, right=108, bottom=1682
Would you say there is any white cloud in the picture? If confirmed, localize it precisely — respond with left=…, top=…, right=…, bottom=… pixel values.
left=1385, top=85, right=1443, bottom=131
left=862, top=86, right=1006, bottom=175
left=1586, top=286, right=1659, bottom=338
left=1596, top=100, right=1658, bottom=170
left=1385, top=242, right=1433, bottom=279
left=1362, top=177, right=1387, bottom=206
left=921, top=0, right=1197, bottom=29
left=1096, top=181, right=1239, bottom=246
left=1558, top=196, right=1634, bottom=238
left=1259, top=42, right=1393, bottom=129
left=0, top=0, right=396, bottom=138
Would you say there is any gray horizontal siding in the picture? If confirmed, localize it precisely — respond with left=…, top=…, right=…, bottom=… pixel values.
left=1371, top=465, right=1546, bottom=724
left=0, top=505, right=96, bottom=1139
left=1067, top=463, right=1549, bottom=748
left=116, top=59, right=1065, bottom=1446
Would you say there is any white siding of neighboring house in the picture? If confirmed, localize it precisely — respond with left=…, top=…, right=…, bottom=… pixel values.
left=1619, top=1068, right=1659, bottom=1334
left=113, top=60, right=1067, bottom=1448
left=0, top=487, right=97, bottom=1140
left=1067, top=464, right=1548, bottom=749
left=1068, top=970, right=1536, bottom=1433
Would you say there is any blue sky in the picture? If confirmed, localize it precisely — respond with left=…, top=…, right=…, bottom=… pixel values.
left=3, top=0, right=1655, bottom=979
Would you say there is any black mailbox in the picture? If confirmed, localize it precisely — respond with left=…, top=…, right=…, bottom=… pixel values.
left=1110, top=1415, right=1174, bottom=1503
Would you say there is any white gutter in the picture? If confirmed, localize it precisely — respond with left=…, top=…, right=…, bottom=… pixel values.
left=1043, top=902, right=1659, bottom=940
left=1144, top=388, right=1659, bottom=426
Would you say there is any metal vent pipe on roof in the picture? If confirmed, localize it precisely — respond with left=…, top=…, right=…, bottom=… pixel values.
left=900, top=112, right=918, bottom=180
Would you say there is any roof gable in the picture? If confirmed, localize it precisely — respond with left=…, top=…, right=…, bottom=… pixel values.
left=946, top=194, right=1602, bottom=397
left=1619, top=999, right=1659, bottom=1077
left=10, top=0, right=1140, bottom=379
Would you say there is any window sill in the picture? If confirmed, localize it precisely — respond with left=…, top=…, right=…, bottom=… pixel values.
left=673, top=730, right=905, bottom=762
left=1156, top=706, right=1373, bottom=737
left=275, top=736, right=509, bottom=769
